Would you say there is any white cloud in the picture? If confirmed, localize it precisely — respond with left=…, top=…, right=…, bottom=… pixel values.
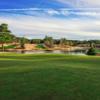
left=56, top=0, right=100, bottom=8
left=1, top=8, right=100, bottom=17
left=45, top=9, right=60, bottom=16
left=0, top=14, right=100, bottom=40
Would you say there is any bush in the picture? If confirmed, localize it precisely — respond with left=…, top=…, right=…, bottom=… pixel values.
left=36, top=44, right=45, bottom=49
left=87, top=48, right=96, bottom=55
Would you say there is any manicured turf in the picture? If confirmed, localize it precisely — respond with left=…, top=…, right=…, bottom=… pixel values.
left=0, top=53, right=100, bottom=100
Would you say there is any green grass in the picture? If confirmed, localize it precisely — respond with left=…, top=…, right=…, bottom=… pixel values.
left=95, top=49, right=100, bottom=53
left=36, top=44, right=45, bottom=49
left=0, top=53, right=100, bottom=100
left=0, top=45, right=16, bottom=49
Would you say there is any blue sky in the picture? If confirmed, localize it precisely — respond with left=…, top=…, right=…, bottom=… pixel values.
left=0, top=0, right=100, bottom=40
left=0, top=0, right=70, bottom=9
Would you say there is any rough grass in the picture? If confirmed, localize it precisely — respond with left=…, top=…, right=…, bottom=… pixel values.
left=95, top=49, right=100, bottom=53
left=0, top=53, right=100, bottom=100
left=0, top=45, right=16, bottom=49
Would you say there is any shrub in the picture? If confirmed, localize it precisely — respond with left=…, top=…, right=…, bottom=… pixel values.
left=87, top=47, right=96, bottom=55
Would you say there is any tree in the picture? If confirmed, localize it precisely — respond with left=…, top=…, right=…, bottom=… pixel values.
left=87, top=42, right=96, bottom=56
left=20, top=37, right=26, bottom=49
left=0, top=23, right=14, bottom=51
left=60, top=38, right=69, bottom=47
left=87, top=48, right=96, bottom=55
left=30, top=39, right=41, bottom=44
left=44, top=36, right=54, bottom=48
left=0, top=23, right=9, bottom=32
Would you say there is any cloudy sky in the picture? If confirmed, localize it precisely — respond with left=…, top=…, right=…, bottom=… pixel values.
left=0, top=0, right=100, bottom=40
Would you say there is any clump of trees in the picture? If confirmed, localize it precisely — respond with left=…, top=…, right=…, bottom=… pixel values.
left=60, top=38, right=74, bottom=47
left=60, top=38, right=67, bottom=46
left=0, top=23, right=15, bottom=51
left=30, top=39, right=43, bottom=44
left=44, top=36, right=54, bottom=48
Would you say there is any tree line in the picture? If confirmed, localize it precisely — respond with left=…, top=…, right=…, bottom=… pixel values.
left=0, top=23, right=100, bottom=55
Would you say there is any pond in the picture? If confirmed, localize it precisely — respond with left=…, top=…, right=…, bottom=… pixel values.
left=15, top=50, right=86, bottom=55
